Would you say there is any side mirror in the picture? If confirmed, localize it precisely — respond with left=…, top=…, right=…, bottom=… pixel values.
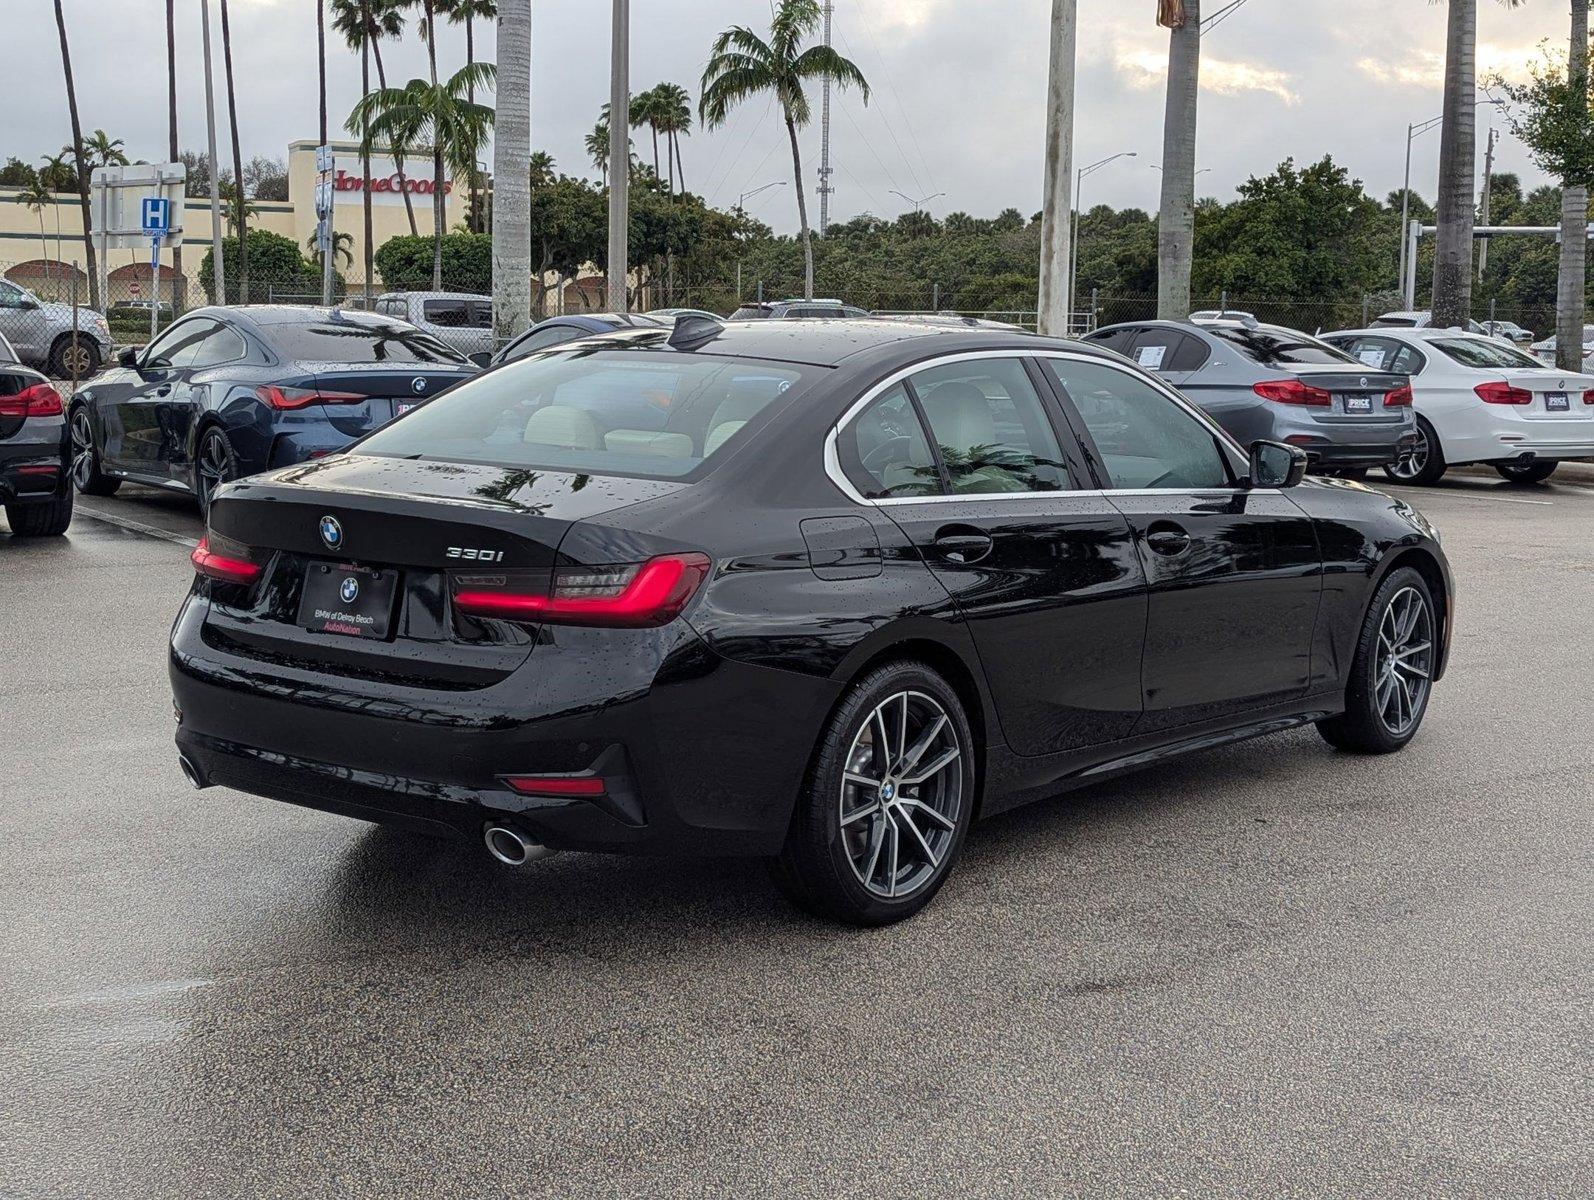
left=117, top=347, right=140, bottom=370
left=18, top=298, right=39, bottom=311
left=1248, top=440, right=1308, bottom=489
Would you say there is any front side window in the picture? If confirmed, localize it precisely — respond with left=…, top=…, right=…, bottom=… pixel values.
left=0, top=282, right=27, bottom=308
left=1043, top=359, right=1233, bottom=491
left=912, top=359, right=1069, bottom=494
left=357, top=348, right=812, bottom=480
left=1430, top=337, right=1543, bottom=370
left=142, top=319, right=219, bottom=370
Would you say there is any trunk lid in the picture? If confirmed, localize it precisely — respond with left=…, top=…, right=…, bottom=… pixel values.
left=301, top=360, right=478, bottom=437
left=1283, top=364, right=1409, bottom=422
left=1497, top=369, right=1594, bottom=422
left=200, top=454, right=685, bottom=686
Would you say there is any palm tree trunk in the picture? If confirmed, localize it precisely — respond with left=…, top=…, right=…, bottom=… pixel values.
left=493, top=0, right=533, bottom=345
left=361, top=34, right=375, bottom=305
left=1157, top=0, right=1199, bottom=321
left=1557, top=1, right=1589, bottom=371
left=785, top=109, right=814, bottom=300
left=53, top=0, right=99, bottom=311
left=1038, top=0, right=1078, bottom=336
left=672, top=131, right=683, bottom=194
left=220, top=0, right=247, bottom=304
left=370, top=42, right=419, bottom=236
left=167, top=0, right=183, bottom=316
left=1432, top=0, right=1478, bottom=329
left=652, top=127, right=661, bottom=182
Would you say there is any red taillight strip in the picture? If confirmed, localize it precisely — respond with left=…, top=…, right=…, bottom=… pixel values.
left=1475, top=381, right=1532, bottom=406
left=503, top=775, right=606, bottom=797
left=454, top=553, right=711, bottom=628
left=190, top=537, right=263, bottom=584
left=0, top=383, right=64, bottom=419
left=1253, top=379, right=1332, bottom=406
left=255, top=385, right=368, bottom=410
left=1383, top=386, right=1413, bottom=408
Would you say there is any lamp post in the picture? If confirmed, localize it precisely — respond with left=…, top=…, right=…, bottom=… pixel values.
left=889, top=189, right=946, bottom=216
left=1067, top=151, right=1135, bottom=327
left=735, top=182, right=785, bottom=301
left=1399, top=99, right=1499, bottom=296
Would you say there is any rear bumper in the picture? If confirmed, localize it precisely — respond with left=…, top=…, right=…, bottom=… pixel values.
left=169, top=595, right=841, bottom=857
left=0, top=418, right=68, bottom=505
left=1290, top=432, right=1418, bottom=468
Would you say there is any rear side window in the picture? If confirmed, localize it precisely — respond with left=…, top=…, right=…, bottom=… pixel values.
left=1083, top=327, right=1140, bottom=356
left=1207, top=325, right=1356, bottom=366
left=1128, top=329, right=1209, bottom=373
left=356, top=349, right=813, bottom=479
left=1044, top=359, right=1232, bottom=490
left=913, top=360, right=1069, bottom=494
left=839, top=383, right=939, bottom=499
left=267, top=316, right=466, bottom=364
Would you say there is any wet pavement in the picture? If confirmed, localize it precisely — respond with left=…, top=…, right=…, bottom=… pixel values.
left=3, top=474, right=1591, bottom=1198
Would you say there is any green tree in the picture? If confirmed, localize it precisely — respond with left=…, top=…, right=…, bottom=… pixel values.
left=199, top=228, right=333, bottom=303
left=331, top=0, right=419, bottom=236
left=52, top=0, right=100, bottom=308
left=654, top=82, right=693, bottom=194
left=433, top=0, right=498, bottom=231
left=700, top=0, right=870, bottom=299
left=18, top=176, right=54, bottom=273
left=374, top=231, right=491, bottom=291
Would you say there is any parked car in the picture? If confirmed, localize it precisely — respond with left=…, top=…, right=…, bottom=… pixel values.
left=67, top=305, right=476, bottom=514
left=1320, top=327, right=1594, bottom=485
left=490, top=313, right=669, bottom=366
left=729, top=298, right=872, bottom=320
left=1188, top=309, right=1258, bottom=323
left=1370, top=310, right=1493, bottom=335
left=648, top=308, right=724, bottom=322
left=1528, top=327, right=1594, bottom=369
left=371, top=291, right=493, bottom=363
left=170, top=319, right=1452, bottom=925
left=1083, top=318, right=1416, bottom=475
left=0, top=330, right=72, bottom=536
left=1481, top=319, right=1534, bottom=345
left=110, top=299, right=176, bottom=321
left=0, top=277, right=114, bottom=379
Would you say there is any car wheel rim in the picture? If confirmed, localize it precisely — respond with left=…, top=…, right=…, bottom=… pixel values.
left=839, top=690, right=964, bottom=900
left=70, top=410, right=96, bottom=488
left=1391, top=426, right=1428, bottom=480
left=1375, top=586, right=1433, bottom=737
left=64, top=341, right=91, bottom=375
left=198, top=433, right=232, bottom=503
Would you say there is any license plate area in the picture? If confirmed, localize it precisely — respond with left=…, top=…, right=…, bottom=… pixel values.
left=1545, top=392, right=1570, bottom=412
left=1343, top=394, right=1373, bottom=414
left=396, top=400, right=420, bottom=416
left=298, top=562, right=399, bottom=639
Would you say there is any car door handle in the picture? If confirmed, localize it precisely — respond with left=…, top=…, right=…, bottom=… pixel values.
left=153, top=384, right=172, bottom=397
left=932, top=528, right=994, bottom=565
left=1144, top=522, right=1192, bottom=556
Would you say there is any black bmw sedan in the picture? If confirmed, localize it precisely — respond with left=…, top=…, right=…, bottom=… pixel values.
left=170, top=319, right=1453, bottom=925
left=67, top=306, right=476, bottom=512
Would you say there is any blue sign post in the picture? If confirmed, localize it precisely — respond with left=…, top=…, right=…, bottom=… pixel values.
left=141, top=198, right=172, bottom=342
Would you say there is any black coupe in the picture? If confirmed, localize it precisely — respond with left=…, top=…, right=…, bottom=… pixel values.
left=170, top=318, right=1452, bottom=924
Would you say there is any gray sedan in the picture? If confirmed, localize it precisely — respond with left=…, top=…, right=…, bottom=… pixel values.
left=1083, top=319, right=1418, bottom=473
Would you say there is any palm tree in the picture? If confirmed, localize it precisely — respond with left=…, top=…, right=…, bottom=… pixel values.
left=308, top=229, right=355, bottom=268
left=38, top=153, right=73, bottom=270
left=1556, top=3, right=1590, bottom=370
left=653, top=82, right=692, bottom=194
left=332, top=0, right=419, bottom=237
left=83, top=130, right=129, bottom=169
left=1156, top=0, right=1199, bottom=320
left=18, top=177, right=53, bottom=286
left=351, top=62, right=496, bottom=288
left=586, top=113, right=611, bottom=183
left=51, top=0, right=99, bottom=310
left=435, top=0, right=497, bottom=231
left=493, top=0, right=532, bottom=346
left=700, top=0, right=869, bottom=299
left=1431, top=0, right=1526, bottom=328
left=333, top=1, right=378, bottom=296
left=630, top=86, right=665, bottom=183
left=167, top=0, right=184, bottom=314
left=220, top=0, right=249, bottom=303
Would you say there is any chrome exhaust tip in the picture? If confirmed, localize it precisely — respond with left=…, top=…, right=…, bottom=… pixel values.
left=483, top=823, right=555, bottom=868
left=178, top=754, right=210, bottom=790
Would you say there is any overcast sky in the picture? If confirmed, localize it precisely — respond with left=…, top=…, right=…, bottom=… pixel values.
left=6, top=0, right=1578, bottom=230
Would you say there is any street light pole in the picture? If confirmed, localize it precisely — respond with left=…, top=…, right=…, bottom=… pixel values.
left=200, top=0, right=225, bottom=303
left=888, top=189, right=945, bottom=216
left=1399, top=102, right=1496, bottom=302
left=735, top=182, right=785, bottom=302
left=1067, top=151, right=1136, bottom=328
left=606, top=0, right=629, bottom=312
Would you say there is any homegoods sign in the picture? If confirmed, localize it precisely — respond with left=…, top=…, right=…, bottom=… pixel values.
left=334, top=170, right=454, bottom=197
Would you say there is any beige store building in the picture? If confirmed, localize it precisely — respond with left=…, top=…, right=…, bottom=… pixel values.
left=0, top=140, right=464, bottom=306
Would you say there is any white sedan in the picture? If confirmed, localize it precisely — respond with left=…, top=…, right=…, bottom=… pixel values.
left=1322, top=328, right=1594, bottom=485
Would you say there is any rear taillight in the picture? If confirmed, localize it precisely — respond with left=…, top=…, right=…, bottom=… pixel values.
left=1253, top=379, right=1331, bottom=406
left=1475, top=381, right=1532, bottom=405
left=190, top=536, right=263, bottom=585
left=0, top=383, right=64, bottom=419
left=452, top=552, right=712, bottom=628
left=1583, top=390, right=1594, bottom=405
left=255, top=385, right=367, bottom=410
left=1383, top=386, right=1413, bottom=408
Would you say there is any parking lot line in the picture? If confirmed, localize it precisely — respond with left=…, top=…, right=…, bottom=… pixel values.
left=75, top=506, right=199, bottom=548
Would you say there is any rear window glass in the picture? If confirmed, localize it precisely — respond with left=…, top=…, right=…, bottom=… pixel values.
left=1430, top=337, right=1543, bottom=369
left=1207, top=325, right=1356, bottom=366
left=729, top=306, right=772, bottom=320
left=423, top=299, right=490, bottom=328
left=1371, top=316, right=1420, bottom=328
left=355, top=348, right=816, bottom=479
left=268, top=316, right=467, bottom=364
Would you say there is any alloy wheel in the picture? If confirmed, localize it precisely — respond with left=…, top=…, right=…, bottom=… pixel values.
left=1374, top=586, right=1433, bottom=736
left=1388, top=424, right=1429, bottom=482
left=838, top=690, right=964, bottom=899
left=61, top=339, right=93, bottom=377
left=197, top=430, right=234, bottom=508
left=70, top=409, right=96, bottom=489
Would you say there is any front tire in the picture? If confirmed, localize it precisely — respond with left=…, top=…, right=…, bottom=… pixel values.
left=1493, top=460, right=1558, bottom=485
left=770, top=661, right=976, bottom=925
left=1382, top=416, right=1446, bottom=486
left=1317, top=566, right=1437, bottom=754
left=49, top=334, right=101, bottom=380
left=5, top=491, right=73, bottom=536
left=68, top=406, right=120, bottom=496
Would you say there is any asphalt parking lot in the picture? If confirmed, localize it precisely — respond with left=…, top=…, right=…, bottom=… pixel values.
left=4, top=471, right=1591, bottom=1199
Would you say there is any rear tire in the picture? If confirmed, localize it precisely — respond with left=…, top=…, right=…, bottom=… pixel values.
left=769, top=661, right=976, bottom=926
left=68, top=406, right=120, bottom=496
left=1493, top=460, right=1558, bottom=485
left=1317, top=566, right=1437, bottom=755
left=1382, top=416, right=1446, bottom=486
left=5, top=491, right=73, bottom=537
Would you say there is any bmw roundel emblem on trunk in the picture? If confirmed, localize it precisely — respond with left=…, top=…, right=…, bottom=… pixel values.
left=411, top=377, right=428, bottom=395
left=319, top=515, right=343, bottom=550
left=340, top=576, right=360, bottom=604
